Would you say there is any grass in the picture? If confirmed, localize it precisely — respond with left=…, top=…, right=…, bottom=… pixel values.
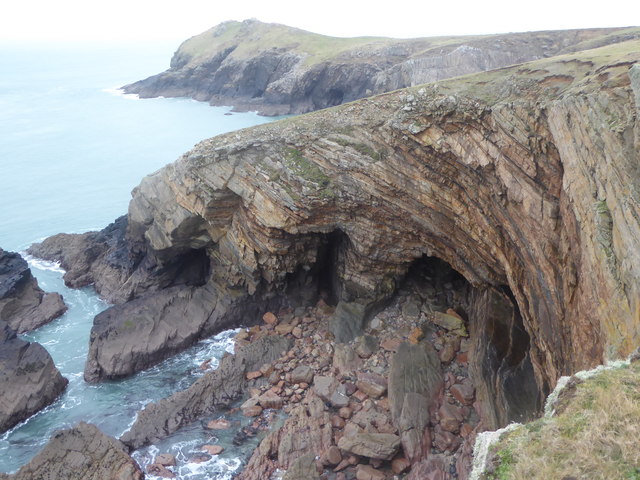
left=482, top=361, right=640, bottom=480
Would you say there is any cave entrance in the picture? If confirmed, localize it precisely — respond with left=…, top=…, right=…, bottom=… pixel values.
left=400, top=255, right=540, bottom=427
left=285, top=229, right=349, bottom=308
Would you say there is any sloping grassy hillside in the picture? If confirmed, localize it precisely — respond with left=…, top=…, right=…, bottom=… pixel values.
left=480, top=360, right=640, bottom=480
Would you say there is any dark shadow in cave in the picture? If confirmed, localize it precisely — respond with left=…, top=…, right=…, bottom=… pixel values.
left=402, top=255, right=541, bottom=427
left=285, top=229, right=350, bottom=308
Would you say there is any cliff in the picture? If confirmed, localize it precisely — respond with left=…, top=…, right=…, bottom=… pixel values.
left=122, top=21, right=640, bottom=115
left=30, top=39, right=640, bottom=478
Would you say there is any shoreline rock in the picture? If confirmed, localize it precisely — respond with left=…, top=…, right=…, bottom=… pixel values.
left=0, top=319, right=68, bottom=434
left=0, top=422, right=144, bottom=480
left=0, top=248, right=67, bottom=334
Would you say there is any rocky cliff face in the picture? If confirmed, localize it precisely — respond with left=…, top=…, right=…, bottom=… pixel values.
left=30, top=39, right=640, bottom=477
left=0, top=249, right=67, bottom=333
left=123, top=20, right=639, bottom=115
left=0, top=319, right=68, bottom=434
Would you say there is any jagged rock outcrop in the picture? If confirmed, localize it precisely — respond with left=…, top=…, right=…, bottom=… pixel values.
left=0, top=320, right=67, bottom=434
left=31, top=39, right=640, bottom=436
left=123, top=20, right=639, bottom=115
left=120, top=334, right=291, bottom=449
left=0, top=249, right=66, bottom=333
left=0, top=422, right=144, bottom=480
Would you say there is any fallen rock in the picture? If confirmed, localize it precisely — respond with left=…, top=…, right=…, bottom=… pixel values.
left=391, top=456, right=411, bottom=474
left=329, top=301, right=366, bottom=343
left=258, top=390, right=284, bottom=409
left=0, top=320, right=68, bottom=434
left=356, top=372, right=387, bottom=398
left=388, top=341, right=442, bottom=463
left=314, top=375, right=350, bottom=408
left=355, top=335, right=379, bottom=358
left=451, top=379, right=475, bottom=406
left=155, top=453, right=176, bottom=466
left=290, top=365, right=314, bottom=384
left=148, top=463, right=175, bottom=478
left=202, top=444, right=224, bottom=455
left=337, top=432, right=401, bottom=460
left=0, top=422, right=143, bottom=479
left=356, top=464, right=386, bottom=480
left=0, top=248, right=67, bottom=333
left=263, top=311, right=278, bottom=325
left=282, top=452, right=320, bottom=480
left=430, top=311, right=467, bottom=336
left=206, top=418, right=231, bottom=430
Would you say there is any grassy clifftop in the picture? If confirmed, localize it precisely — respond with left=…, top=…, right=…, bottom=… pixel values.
left=479, top=360, right=640, bottom=480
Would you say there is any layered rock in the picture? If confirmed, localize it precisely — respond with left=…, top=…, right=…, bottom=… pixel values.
left=30, top=40, right=640, bottom=436
left=123, top=20, right=639, bottom=115
left=0, top=248, right=66, bottom=333
left=0, top=422, right=144, bottom=480
left=0, top=320, right=68, bottom=434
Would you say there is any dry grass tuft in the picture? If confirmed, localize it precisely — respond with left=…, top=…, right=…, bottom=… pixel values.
left=483, top=361, right=640, bottom=480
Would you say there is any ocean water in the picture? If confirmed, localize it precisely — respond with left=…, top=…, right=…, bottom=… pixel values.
left=0, top=42, right=276, bottom=476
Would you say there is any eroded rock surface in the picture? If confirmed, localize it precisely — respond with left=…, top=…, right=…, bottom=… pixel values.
left=0, top=422, right=144, bottom=480
left=0, top=320, right=68, bottom=434
left=0, top=249, right=66, bottom=333
left=120, top=334, right=291, bottom=449
left=123, top=20, right=638, bottom=115
left=29, top=40, right=640, bottom=439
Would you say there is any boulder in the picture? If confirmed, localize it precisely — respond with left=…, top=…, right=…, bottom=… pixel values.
left=290, top=365, right=315, bottom=384
left=0, top=422, right=143, bottom=480
left=282, top=452, right=320, bottom=480
left=329, top=301, right=366, bottom=343
left=337, top=432, right=401, bottom=460
left=0, top=320, right=68, bottom=434
left=356, top=464, right=386, bottom=480
left=388, top=341, right=443, bottom=462
left=313, top=375, right=350, bottom=408
left=0, top=248, right=67, bottom=333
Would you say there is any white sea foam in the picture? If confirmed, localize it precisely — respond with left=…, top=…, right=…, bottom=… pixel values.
left=102, top=87, right=140, bottom=100
left=21, top=253, right=65, bottom=273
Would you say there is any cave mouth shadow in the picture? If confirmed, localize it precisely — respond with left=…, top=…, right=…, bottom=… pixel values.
left=400, top=255, right=542, bottom=426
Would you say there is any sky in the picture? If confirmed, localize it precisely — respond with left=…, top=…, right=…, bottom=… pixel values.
left=1, top=0, right=638, bottom=43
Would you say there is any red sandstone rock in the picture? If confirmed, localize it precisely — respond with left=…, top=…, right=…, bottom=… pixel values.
left=148, top=463, right=176, bottom=478
left=263, top=312, right=278, bottom=325
left=450, top=380, right=475, bottom=405
left=356, top=464, right=386, bottom=480
left=201, top=444, right=224, bottom=455
left=246, top=370, right=262, bottom=380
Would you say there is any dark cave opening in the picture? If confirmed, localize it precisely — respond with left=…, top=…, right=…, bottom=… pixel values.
left=285, top=229, right=350, bottom=308
left=401, top=255, right=540, bottom=427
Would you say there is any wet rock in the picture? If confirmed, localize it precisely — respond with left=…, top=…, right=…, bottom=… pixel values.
left=329, top=301, right=366, bottom=343
left=1, top=422, right=143, bottom=480
left=202, top=444, right=224, bottom=455
left=337, top=432, right=401, bottom=460
left=148, top=463, right=175, bottom=478
left=155, top=453, right=176, bottom=466
left=0, top=320, right=68, bottom=434
left=121, top=335, right=291, bottom=449
left=0, top=248, right=67, bottom=333
left=206, top=418, right=231, bottom=429
left=388, top=341, right=442, bottom=462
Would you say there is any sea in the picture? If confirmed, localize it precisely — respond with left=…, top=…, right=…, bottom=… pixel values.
left=0, top=41, right=278, bottom=478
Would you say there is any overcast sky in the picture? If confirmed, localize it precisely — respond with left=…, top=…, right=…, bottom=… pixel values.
left=1, top=0, right=638, bottom=43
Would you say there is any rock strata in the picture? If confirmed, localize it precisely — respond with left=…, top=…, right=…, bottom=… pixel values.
left=0, top=319, right=67, bottom=434
left=0, top=248, right=66, bottom=333
left=0, top=422, right=144, bottom=480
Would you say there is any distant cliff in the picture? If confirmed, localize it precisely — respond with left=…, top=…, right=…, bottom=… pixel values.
left=122, top=21, right=639, bottom=115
